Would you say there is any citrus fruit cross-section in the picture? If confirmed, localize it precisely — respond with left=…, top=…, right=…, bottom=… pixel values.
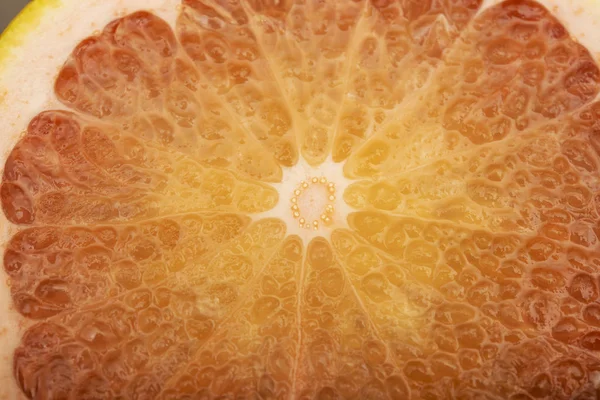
left=2, top=0, right=600, bottom=399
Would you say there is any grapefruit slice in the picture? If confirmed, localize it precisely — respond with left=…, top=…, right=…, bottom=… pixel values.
left=2, top=0, right=600, bottom=399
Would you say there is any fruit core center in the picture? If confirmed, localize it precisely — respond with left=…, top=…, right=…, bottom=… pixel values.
left=290, top=177, right=336, bottom=230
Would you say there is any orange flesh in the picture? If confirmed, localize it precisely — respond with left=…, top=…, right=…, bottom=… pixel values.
left=4, top=0, right=600, bottom=399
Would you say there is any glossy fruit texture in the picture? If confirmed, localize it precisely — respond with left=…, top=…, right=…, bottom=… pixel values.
left=4, top=0, right=600, bottom=399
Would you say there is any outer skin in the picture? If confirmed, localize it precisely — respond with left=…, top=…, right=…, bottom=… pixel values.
left=0, top=2, right=61, bottom=399
left=0, top=0, right=61, bottom=69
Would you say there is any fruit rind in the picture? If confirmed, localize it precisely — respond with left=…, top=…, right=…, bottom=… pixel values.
left=0, top=0, right=61, bottom=70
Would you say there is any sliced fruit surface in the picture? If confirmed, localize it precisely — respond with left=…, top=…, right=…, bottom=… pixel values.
left=2, top=0, right=600, bottom=399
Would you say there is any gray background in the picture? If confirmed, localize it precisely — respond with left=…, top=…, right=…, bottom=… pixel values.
left=1, top=0, right=30, bottom=33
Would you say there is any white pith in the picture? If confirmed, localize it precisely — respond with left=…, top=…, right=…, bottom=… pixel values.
left=0, top=0, right=600, bottom=398
left=256, top=157, right=354, bottom=243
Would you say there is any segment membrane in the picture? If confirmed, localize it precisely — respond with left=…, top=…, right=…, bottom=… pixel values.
left=1, top=110, right=278, bottom=225
left=3, top=0, right=600, bottom=399
left=333, top=0, right=482, bottom=163
left=344, top=0, right=600, bottom=178
left=178, top=0, right=300, bottom=167
left=245, top=0, right=368, bottom=165
left=55, top=11, right=283, bottom=181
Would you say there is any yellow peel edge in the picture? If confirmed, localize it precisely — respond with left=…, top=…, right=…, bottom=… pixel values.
left=0, top=0, right=62, bottom=70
